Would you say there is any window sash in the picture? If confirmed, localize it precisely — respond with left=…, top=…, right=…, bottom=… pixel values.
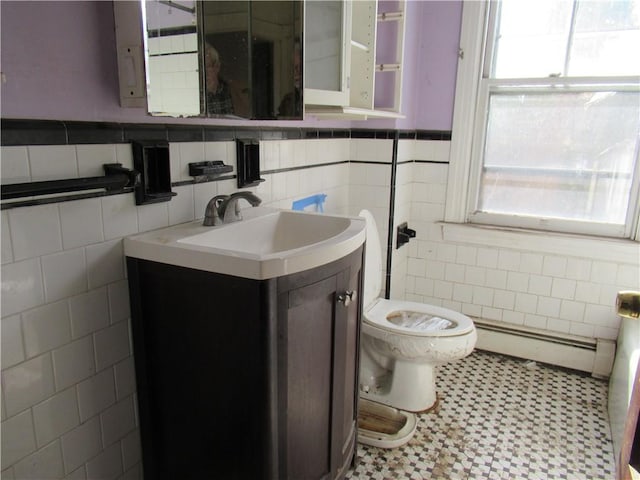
left=480, top=76, right=640, bottom=91
left=463, top=6, right=640, bottom=239
left=486, top=0, right=640, bottom=80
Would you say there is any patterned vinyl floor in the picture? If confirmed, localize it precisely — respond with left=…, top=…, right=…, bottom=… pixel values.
left=346, top=350, right=615, bottom=480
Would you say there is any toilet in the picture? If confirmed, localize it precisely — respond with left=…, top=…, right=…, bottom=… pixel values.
left=357, top=210, right=477, bottom=448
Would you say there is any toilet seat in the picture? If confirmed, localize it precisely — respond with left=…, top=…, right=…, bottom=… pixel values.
left=359, top=209, right=474, bottom=338
left=365, top=298, right=475, bottom=337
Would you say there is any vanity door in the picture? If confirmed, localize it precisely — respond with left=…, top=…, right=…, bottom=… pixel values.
left=331, top=258, right=362, bottom=477
left=276, top=247, right=362, bottom=480
left=279, top=274, right=337, bottom=479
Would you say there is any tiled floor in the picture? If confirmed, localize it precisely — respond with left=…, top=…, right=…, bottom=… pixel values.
left=346, top=350, right=616, bottom=480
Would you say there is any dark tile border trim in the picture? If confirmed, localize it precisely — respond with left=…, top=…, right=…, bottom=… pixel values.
left=262, top=161, right=349, bottom=176
left=1, top=120, right=69, bottom=145
left=385, top=131, right=400, bottom=299
left=0, top=119, right=452, bottom=146
left=349, top=160, right=392, bottom=165
left=398, top=131, right=416, bottom=140
left=416, top=130, right=452, bottom=141
left=0, top=120, right=453, bottom=210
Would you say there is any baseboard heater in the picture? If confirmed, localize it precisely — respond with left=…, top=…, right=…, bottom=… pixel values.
left=474, top=319, right=615, bottom=378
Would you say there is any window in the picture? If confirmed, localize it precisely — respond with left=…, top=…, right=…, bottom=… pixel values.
left=448, top=0, right=640, bottom=239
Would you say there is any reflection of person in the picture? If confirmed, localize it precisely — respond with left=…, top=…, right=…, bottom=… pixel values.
left=278, top=40, right=302, bottom=118
left=204, top=44, right=234, bottom=115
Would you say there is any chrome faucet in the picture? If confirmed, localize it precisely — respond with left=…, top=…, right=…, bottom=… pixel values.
left=202, top=191, right=262, bottom=226
left=203, top=194, right=229, bottom=226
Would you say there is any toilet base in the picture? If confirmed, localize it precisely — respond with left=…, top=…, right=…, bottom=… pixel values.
left=360, top=359, right=438, bottom=412
left=358, top=398, right=417, bottom=449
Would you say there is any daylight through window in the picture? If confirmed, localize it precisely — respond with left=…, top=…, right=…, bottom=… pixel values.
left=469, top=0, right=640, bottom=238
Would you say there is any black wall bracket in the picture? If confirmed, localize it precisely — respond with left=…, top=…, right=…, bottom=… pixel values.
left=132, top=141, right=176, bottom=205
left=188, top=161, right=233, bottom=178
left=396, top=222, right=416, bottom=249
left=236, top=139, right=264, bottom=188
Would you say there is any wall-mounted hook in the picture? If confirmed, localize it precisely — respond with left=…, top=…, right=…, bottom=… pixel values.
left=396, top=222, right=416, bottom=249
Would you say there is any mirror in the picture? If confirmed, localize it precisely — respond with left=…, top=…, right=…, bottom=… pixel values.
left=143, top=0, right=200, bottom=116
left=142, top=0, right=303, bottom=120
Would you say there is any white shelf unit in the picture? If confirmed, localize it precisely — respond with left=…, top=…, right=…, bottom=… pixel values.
left=305, top=0, right=406, bottom=120
left=349, top=0, right=377, bottom=110
left=373, top=0, right=406, bottom=115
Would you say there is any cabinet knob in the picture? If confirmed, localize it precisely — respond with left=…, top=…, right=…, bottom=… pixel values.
left=337, top=290, right=356, bottom=307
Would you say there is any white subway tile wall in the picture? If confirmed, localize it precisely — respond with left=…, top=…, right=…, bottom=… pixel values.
left=404, top=151, right=639, bottom=341
left=0, top=137, right=351, bottom=478
left=22, top=301, right=72, bottom=358
left=9, top=204, right=63, bottom=261
left=59, top=198, right=105, bottom=250
left=348, top=138, right=394, bottom=294
left=2, top=135, right=638, bottom=478
left=1, top=147, right=31, bottom=184
left=390, top=158, right=414, bottom=298
left=28, top=146, right=78, bottom=182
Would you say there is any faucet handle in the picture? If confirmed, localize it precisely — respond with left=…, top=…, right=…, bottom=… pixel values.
left=203, top=194, right=229, bottom=226
left=221, top=191, right=262, bottom=223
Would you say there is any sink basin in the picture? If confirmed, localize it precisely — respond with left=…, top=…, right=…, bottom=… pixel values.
left=178, top=209, right=353, bottom=255
left=124, top=206, right=366, bottom=279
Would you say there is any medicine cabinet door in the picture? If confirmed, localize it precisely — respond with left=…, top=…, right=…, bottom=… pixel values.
left=304, top=1, right=352, bottom=107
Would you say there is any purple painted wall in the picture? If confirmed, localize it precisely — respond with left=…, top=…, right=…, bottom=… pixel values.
left=0, top=2, right=125, bottom=122
left=0, top=0, right=461, bottom=130
left=352, top=0, right=462, bottom=131
left=413, top=0, right=462, bottom=130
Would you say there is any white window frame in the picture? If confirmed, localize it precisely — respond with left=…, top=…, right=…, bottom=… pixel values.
left=445, top=1, right=640, bottom=241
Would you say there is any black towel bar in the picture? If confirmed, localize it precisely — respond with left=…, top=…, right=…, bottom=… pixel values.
left=1, top=164, right=139, bottom=200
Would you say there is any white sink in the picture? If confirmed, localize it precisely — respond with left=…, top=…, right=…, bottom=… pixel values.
left=124, top=206, right=366, bottom=280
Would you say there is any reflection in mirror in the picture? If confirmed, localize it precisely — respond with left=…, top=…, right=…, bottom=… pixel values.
left=202, top=1, right=303, bottom=119
left=143, top=0, right=200, bottom=117
left=201, top=1, right=250, bottom=118
left=252, top=1, right=303, bottom=119
left=142, top=0, right=303, bottom=120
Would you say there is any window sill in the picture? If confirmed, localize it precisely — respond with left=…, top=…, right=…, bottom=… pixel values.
left=440, top=222, right=639, bottom=265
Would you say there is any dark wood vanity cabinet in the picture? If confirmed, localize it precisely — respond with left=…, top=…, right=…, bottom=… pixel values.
left=126, top=247, right=363, bottom=480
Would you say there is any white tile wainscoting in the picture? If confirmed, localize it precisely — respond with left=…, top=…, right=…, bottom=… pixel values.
left=0, top=134, right=375, bottom=478
left=404, top=161, right=638, bottom=344
left=1, top=127, right=637, bottom=478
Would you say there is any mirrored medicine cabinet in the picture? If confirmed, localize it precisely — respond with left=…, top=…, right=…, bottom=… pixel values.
left=142, top=0, right=303, bottom=120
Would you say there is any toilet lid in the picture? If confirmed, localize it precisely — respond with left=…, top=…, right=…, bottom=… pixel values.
left=359, top=210, right=382, bottom=308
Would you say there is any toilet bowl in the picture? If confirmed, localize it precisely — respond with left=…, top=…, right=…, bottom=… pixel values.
left=357, top=210, right=477, bottom=447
